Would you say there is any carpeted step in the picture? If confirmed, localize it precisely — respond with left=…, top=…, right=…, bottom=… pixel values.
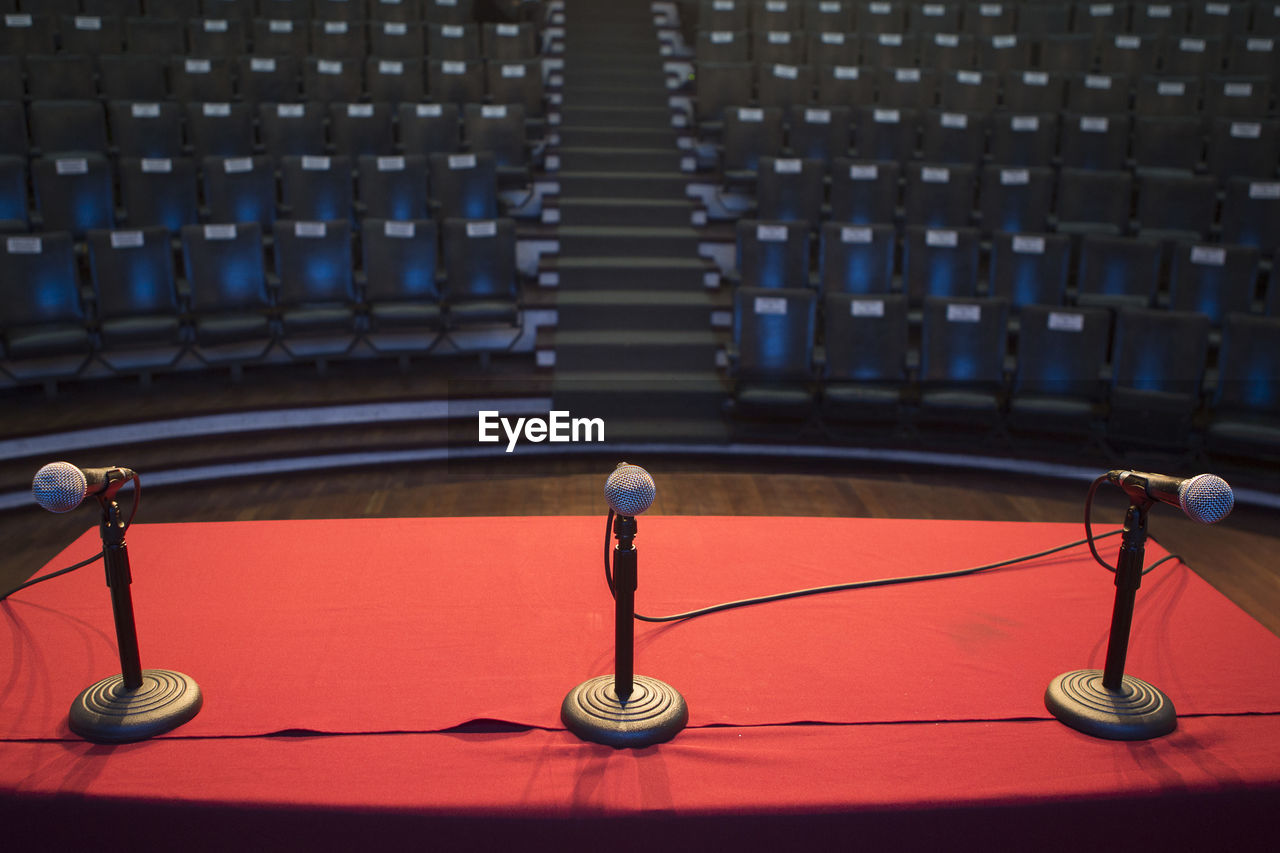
left=550, top=329, right=723, bottom=372
left=555, top=197, right=698, bottom=228
left=560, top=87, right=672, bottom=109
left=561, top=67, right=667, bottom=88
left=552, top=370, right=731, bottom=427
left=555, top=170, right=692, bottom=198
left=567, top=50, right=661, bottom=68
left=544, top=256, right=719, bottom=291
left=554, top=289, right=729, bottom=331
left=558, top=105, right=673, bottom=128
left=556, top=146, right=685, bottom=172
left=556, top=225, right=705, bottom=258
left=555, top=125, right=680, bottom=149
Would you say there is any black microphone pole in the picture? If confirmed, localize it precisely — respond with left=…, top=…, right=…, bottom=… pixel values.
left=1045, top=494, right=1177, bottom=740
left=612, top=513, right=638, bottom=702
left=1101, top=501, right=1148, bottom=691
left=100, top=496, right=144, bottom=691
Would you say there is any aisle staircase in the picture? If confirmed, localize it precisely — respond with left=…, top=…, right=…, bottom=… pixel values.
left=539, top=0, right=732, bottom=444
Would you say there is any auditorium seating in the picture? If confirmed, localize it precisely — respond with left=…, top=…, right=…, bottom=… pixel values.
left=755, top=156, right=825, bottom=226
left=1074, top=234, right=1164, bottom=309
left=735, top=219, right=811, bottom=289
left=109, top=101, right=186, bottom=160
left=356, top=154, right=431, bottom=221
left=1206, top=313, right=1280, bottom=457
left=818, top=222, right=896, bottom=294
left=0, top=156, right=27, bottom=233
left=118, top=156, right=200, bottom=234
left=32, top=155, right=116, bottom=238
left=0, top=232, right=92, bottom=384
left=1006, top=303, right=1111, bottom=437
left=726, top=286, right=818, bottom=420
left=1107, top=308, right=1211, bottom=448
left=820, top=291, right=910, bottom=425
left=987, top=231, right=1071, bottom=310
left=1167, top=242, right=1261, bottom=325
left=672, top=0, right=1280, bottom=458
left=0, top=0, right=1276, bottom=471
left=440, top=216, right=520, bottom=328
left=272, top=218, right=360, bottom=361
left=182, top=221, right=274, bottom=367
left=359, top=217, right=444, bottom=356
left=85, top=226, right=185, bottom=373
left=916, top=296, right=1010, bottom=431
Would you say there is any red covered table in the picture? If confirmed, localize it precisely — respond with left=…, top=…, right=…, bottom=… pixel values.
left=3, top=516, right=1279, bottom=850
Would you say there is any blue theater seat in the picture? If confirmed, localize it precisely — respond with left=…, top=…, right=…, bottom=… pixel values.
left=86, top=226, right=185, bottom=374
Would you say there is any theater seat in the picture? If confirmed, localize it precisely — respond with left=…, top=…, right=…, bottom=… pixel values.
left=1074, top=235, right=1163, bottom=310
left=272, top=219, right=359, bottom=362
left=181, top=222, right=274, bottom=368
left=0, top=155, right=27, bottom=233
left=818, top=222, right=895, bottom=296
left=755, top=157, right=825, bottom=228
left=119, top=157, right=199, bottom=235
left=726, top=286, right=817, bottom=421
left=279, top=155, right=354, bottom=224
left=32, top=155, right=115, bottom=239
left=357, top=155, right=430, bottom=222
left=902, top=226, right=981, bottom=305
left=1107, top=308, right=1211, bottom=450
left=359, top=218, right=444, bottom=357
left=820, top=291, right=909, bottom=425
left=734, top=219, right=811, bottom=290
left=987, top=232, right=1071, bottom=311
left=1007, top=304, right=1111, bottom=438
left=441, top=217, right=520, bottom=329
left=0, top=232, right=92, bottom=387
left=86, top=226, right=185, bottom=374
left=428, top=151, right=498, bottom=220
left=1167, top=242, right=1261, bottom=327
left=1205, top=314, right=1280, bottom=458
left=917, top=296, right=1010, bottom=432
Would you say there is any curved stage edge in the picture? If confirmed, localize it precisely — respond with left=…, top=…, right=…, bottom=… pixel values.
left=3, top=395, right=1279, bottom=512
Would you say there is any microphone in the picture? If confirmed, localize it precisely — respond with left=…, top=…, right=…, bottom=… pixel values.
left=1107, top=470, right=1234, bottom=524
left=562, top=463, right=686, bottom=747
left=32, top=462, right=136, bottom=513
left=29, top=461, right=202, bottom=742
left=604, top=463, right=656, bottom=517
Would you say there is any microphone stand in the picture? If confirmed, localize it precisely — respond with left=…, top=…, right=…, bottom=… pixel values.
left=562, top=513, right=688, bottom=748
left=1045, top=498, right=1177, bottom=740
left=67, top=495, right=202, bottom=743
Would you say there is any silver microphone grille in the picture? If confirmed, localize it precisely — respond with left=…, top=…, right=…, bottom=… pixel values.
left=32, top=462, right=88, bottom=513
left=604, top=464, right=656, bottom=516
left=1179, top=474, right=1234, bottom=525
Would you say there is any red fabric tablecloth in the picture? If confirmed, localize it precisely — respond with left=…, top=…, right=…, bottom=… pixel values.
left=3, top=517, right=1278, bottom=850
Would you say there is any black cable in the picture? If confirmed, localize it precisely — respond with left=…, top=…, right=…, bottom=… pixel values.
left=123, top=476, right=141, bottom=530
left=0, top=549, right=104, bottom=601
left=604, top=511, right=1130, bottom=624
left=604, top=507, right=616, bottom=597
left=1084, top=474, right=1115, bottom=573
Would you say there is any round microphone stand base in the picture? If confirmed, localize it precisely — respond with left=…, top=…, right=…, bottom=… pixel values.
left=1045, top=669, right=1176, bottom=741
left=69, top=669, right=203, bottom=743
left=562, top=674, right=688, bottom=748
